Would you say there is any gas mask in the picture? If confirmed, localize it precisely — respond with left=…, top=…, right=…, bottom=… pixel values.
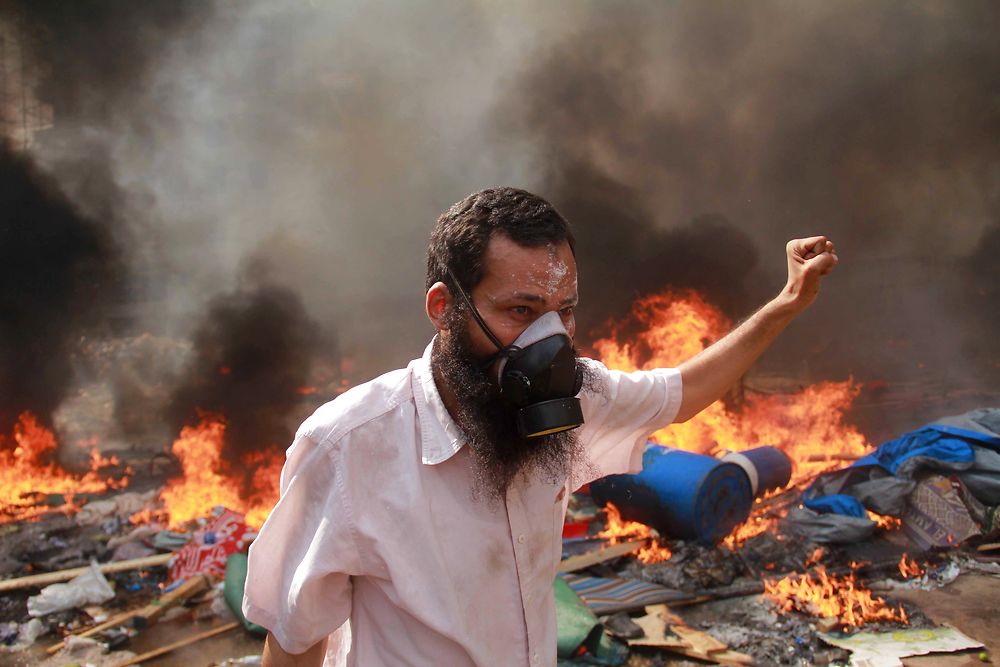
left=447, top=269, right=584, bottom=438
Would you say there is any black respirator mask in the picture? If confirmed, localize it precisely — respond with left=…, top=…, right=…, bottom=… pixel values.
left=447, top=269, right=584, bottom=439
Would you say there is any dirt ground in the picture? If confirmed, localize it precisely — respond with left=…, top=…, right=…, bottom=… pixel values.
left=4, top=572, right=996, bottom=666
left=894, top=573, right=999, bottom=666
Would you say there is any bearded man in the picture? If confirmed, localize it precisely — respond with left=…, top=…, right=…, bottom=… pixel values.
left=244, top=187, right=838, bottom=666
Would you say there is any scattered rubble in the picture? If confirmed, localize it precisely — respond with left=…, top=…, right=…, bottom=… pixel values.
left=1, top=406, right=997, bottom=666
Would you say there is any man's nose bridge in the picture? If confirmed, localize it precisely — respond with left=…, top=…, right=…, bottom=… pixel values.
left=514, top=310, right=568, bottom=348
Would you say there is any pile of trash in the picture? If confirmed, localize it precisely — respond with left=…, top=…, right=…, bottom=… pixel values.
left=0, top=503, right=264, bottom=666
left=552, top=408, right=1000, bottom=666
left=0, top=409, right=997, bottom=666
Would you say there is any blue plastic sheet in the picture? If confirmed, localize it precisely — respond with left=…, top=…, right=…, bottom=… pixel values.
left=852, top=425, right=989, bottom=475
left=803, top=494, right=866, bottom=518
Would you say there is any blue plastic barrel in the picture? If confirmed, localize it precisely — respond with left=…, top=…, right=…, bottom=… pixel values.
left=590, top=443, right=753, bottom=545
left=721, top=446, right=792, bottom=497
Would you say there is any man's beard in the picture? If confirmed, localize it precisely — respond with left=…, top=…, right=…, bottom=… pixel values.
left=431, top=309, right=592, bottom=501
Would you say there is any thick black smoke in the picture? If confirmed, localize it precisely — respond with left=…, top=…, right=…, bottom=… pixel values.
left=12, top=1, right=208, bottom=125
left=501, top=8, right=770, bottom=337
left=164, top=281, right=326, bottom=474
left=499, top=1, right=1000, bottom=383
left=546, top=159, right=763, bottom=334
left=8, top=0, right=211, bottom=302
left=0, top=146, right=124, bottom=435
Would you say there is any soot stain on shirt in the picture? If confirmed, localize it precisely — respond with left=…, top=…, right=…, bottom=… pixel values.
left=486, top=540, right=509, bottom=574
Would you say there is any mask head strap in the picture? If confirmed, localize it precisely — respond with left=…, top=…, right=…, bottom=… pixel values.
left=445, top=268, right=507, bottom=352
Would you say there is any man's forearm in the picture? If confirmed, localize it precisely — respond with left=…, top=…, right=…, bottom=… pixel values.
left=673, top=235, right=838, bottom=423
left=262, top=633, right=327, bottom=667
left=675, top=294, right=797, bottom=423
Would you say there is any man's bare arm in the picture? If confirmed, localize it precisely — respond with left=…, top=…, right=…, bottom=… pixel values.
left=675, top=236, right=838, bottom=423
left=262, top=633, right=328, bottom=667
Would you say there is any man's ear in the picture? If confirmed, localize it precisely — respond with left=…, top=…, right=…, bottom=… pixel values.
left=425, top=281, right=452, bottom=333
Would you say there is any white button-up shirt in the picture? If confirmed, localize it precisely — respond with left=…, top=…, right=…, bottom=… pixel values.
left=243, top=342, right=681, bottom=666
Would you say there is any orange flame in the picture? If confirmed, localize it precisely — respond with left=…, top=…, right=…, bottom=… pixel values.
left=596, top=502, right=672, bottom=564
left=241, top=449, right=283, bottom=530
left=0, top=412, right=128, bottom=523
left=806, top=546, right=826, bottom=566
left=159, top=414, right=282, bottom=530
left=868, top=511, right=902, bottom=531
left=592, top=289, right=872, bottom=544
left=129, top=508, right=156, bottom=525
left=723, top=489, right=792, bottom=547
left=898, top=553, right=925, bottom=579
left=764, top=564, right=908, bottom=627
left=592, top=290, right=730, bottom=370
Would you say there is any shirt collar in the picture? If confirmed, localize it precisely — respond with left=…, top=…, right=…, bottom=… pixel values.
left=412, top=339, right=466, bottom=465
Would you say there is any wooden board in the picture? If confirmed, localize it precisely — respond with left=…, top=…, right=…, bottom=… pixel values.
left=557, top=540, right=644, bottom=573
left=0, top=554, right=172, bottom=592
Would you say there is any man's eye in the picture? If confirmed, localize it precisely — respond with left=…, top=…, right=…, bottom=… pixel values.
left=511, top=306, right=531, bottom=316
left=559, top=306, right=575, bottom=317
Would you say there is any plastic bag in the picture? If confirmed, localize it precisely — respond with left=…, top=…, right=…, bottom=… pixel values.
left=27, top=561, right=115, bottom=617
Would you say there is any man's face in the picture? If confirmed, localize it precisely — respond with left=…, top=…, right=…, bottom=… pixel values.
left=462, top=234, right=578, bottom=355
left=432, top=234, right=584, bottom=499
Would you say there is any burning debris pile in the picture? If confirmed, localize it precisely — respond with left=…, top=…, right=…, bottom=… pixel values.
left=0, top=410, right=281, bottom=664
left=0, top=0, right=996, bottom=663
left=0, top=146, right=333, bottom=661
left=549, top=292, right=1000, bottom=665
left=554, top=460, right=997, bottom=666
left=0, top=289, right=997, bottom=666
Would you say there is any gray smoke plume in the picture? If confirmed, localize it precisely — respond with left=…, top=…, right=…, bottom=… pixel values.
left=5, top=1, right=998, bottom=451
left=164, top=276, right=326, bottom=471
left=0, top=146, right=124, bottom=436
left=497, top=1, right=1000, bottom=389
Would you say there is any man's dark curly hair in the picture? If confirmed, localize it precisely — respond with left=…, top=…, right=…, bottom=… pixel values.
left=425, top=187, right=576, bottom=295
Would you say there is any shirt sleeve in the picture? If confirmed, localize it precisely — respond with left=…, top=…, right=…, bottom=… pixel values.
left=242, top=428, right=363, bottom=655
left=576, top=359, right=683, bottom=484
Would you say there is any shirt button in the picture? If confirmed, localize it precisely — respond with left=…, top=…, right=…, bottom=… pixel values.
left=532, top=651, right=539, bottom=663
left=517, top=534, right=526, bottom=544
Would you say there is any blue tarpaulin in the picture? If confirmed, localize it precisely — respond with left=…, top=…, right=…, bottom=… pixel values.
left=852, top=424, right=995, bottom=475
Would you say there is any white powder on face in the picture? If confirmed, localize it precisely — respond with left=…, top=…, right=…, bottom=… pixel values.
left=543, top=245, right=569, bottom=295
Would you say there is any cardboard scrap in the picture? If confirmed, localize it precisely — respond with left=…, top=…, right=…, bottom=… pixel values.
left=669, top=642, right=757, bottom=666
left=628, top=605, right=756, bottom=665
left=819, top=625, right=984, bottom=667
left=627, top=605, right=686, bottom=649
left=671, top=624, right=729, bottom=654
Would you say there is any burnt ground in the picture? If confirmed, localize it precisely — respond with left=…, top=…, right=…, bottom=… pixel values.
left=616, top=574, right=1000, bottom=667
left=892, top=574, right=1000, bottom=666
left=1, top=351, right=996, bottom=665
left=2, top=572, right=997, bottom=666
left=0, top=489, right=996, bottom=666
left=0, top=519, right=996, bottom=665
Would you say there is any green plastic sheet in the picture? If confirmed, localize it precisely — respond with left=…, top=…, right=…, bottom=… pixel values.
left=223, top=552, right=267, bottom=636
left=554, top=576, right=628, bottom=666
